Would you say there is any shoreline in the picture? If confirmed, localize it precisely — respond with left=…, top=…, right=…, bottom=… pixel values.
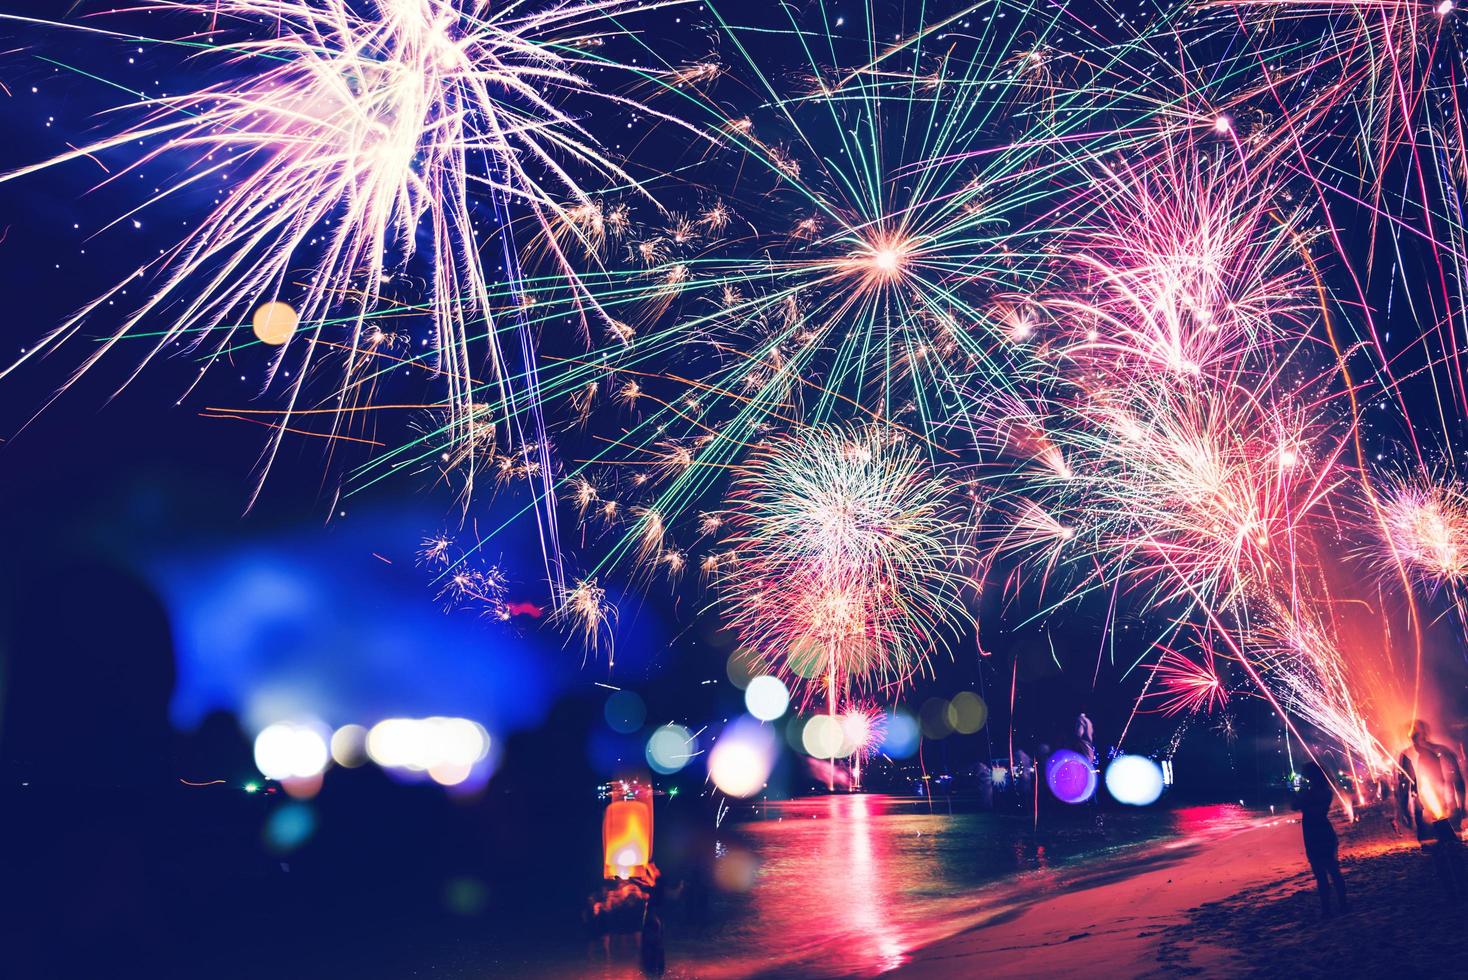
left=890, top=808, right=1320, bottom=977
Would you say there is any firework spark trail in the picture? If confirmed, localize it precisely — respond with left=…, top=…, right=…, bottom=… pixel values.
left=999, top=138, right=1349, bottom=613
left=1216, top=0, right=1468, bottom=441
left=7, top=0, right=1468, bottom=771
left=1050, top=142, right=1315, bottom=379
left=1378, top=474, right=1468, bottom=586
left=0, top=0, right=697, bottom=515
left=264, top=4, right=1468, bottom=766
left=992, top=126, right=1431, bottom=771
left=1252, top=601, right=1397, bottom=776
left=367, top=1, right=1465, bottom=761
left=552, top=576, right=617, bottom=665
left=409, top=0, right=1261, bottom=631
left=1146, top=639, right=1228, bottom=717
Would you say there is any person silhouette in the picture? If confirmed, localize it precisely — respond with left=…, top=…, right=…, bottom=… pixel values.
left=1396, top=719, right=1468, bottom=901
left=1398, top=720, right=1466, bottom=829
left=0, top=560, right=181, bottom=974
left=1292, top=761, right=1348, bottom=916
left=636, top=862, right=666, bottom=977
left=1074, top=711, right=1096, bottom=766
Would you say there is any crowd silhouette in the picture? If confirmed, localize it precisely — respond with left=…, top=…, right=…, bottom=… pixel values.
left=0, top=560, right=646, bottom=977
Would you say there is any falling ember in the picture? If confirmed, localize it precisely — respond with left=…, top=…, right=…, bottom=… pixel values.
left=554, top=578, right=616, bottom=663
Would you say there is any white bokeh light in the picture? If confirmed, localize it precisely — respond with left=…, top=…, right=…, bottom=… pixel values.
left=744, top=675, right=790, bottom=721
left=254, top=722, right=329, bottom=780
left=800, top=714, right=845, bottom=759
left=330, top=724, right=369, bottom=768
left=1105, top=754, right=1165, bottom=806
left=646, top=724, right=695, bottom=774
left=365, top=717, right=490, bottom=784
left=708, top=717, right=776, bottom=797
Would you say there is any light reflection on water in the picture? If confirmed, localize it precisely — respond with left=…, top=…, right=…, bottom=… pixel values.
left=662, top=796, right=1256, bottom=978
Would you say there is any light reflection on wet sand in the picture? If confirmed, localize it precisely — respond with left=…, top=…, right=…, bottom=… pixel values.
left=660, top=796, right=1259, bottom=978
left=562, top=797, right=1261, bottom=978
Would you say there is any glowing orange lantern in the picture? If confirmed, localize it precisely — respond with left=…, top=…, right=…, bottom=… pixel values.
left=602, top=797, right=654, bottom=880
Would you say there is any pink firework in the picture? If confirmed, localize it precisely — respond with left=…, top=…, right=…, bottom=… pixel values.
left=1378, top=476, right=1468, bottom=586
left=0, top=0, right=695, bottom=498
left=840, top=701, right=890, bottom=761
left=1148, top=644, right=1227, bottom=717
left=717, top=423, right=974, bottom=708
left=1055, top=142, right=1311, bottom=380
left=840, top=700, right=889, bottom=789
left=1064, top=380, right=1346, bottom=612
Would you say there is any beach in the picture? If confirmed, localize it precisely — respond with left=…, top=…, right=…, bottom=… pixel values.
left=895, top=807, right=1468, bottom=977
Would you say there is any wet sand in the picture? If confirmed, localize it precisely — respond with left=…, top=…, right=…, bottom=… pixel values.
left=1154, top=819, right=1468, bottom=977
left=896, top=807, right=1467, bottom=977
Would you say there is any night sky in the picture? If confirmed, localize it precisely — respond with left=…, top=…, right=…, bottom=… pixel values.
left=0, top=0, right=1462, bottom=821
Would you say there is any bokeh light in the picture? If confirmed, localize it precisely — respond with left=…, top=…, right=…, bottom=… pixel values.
left=263, top=801, right=315, bottom=853
left=918, top=698, right=953, bottom=739
left=1105, top=754, right=1165, bottom=806
left=330, top=724, right=369, bottom=768
left=744, top=675, right=790, bottom=721
left=1045, top=749, right=1098, bottom=804
left=282, top=772, right=325, bottom=800
left=880, top=709, right=920, bottom=758
left=251, top=300, right=299, bottom=345
left=800, top=714, right=845, bottom=759
left=429, top=761, right=473, bottom=786
left=645, top=723, right=695, bottom=774
left=784, top=714, right=809, bottom=753
left=725, top=651, right=758, bottom=690
left=604, top=690, right=647, bottom=733
left=713, top=846, right=760, bottom=892
left=708, top=716, right=776, bottom=796
left=785, top=639, right=827, bottom=680
left=946, top=692, right=988, bottom=734
left=365, top=716, right=490, bottom=784
left=443, top=877, right=489, bottom=916
left=253, top=721, right=329, bottom=780
left=366, top=718, right=422, bottom=769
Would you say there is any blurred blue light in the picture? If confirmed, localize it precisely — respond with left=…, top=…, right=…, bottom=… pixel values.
left=263, top=802, right=315, bottom=852
left=604, top=690, right=646, bottom=733
left=147, top=508, right=567, bottom=735
left=879, top=709, right=920, bottom=758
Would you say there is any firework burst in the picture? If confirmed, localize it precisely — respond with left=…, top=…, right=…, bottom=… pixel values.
left=840, top=699, right=889, bottom=789
left=717, top=423, right=973, bottom=706
left=8, top=0, right=1468, bottom=779
left=1377, top=475, right=1468, bottom=586
left=1, top=0, right=694, bottom=499
left=1054, top=143, right=1313, bottom=380
left=1147, top=642, right=1228, bottom=717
